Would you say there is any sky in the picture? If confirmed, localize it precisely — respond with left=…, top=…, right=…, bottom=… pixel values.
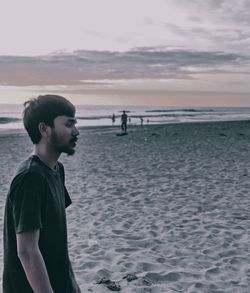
left=0, top=0, right=250, bottom=106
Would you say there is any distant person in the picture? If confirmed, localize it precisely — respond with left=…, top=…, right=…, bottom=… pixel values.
left=147, top=119, right=150, bottom=124
left=128, top=117, right=131, bottom=124
left=2, top=95, right=81, bottom=293
left=112, top=113, right=116, bottom=125
left=121, top=110, right=128, bottom=133
left=140, top=117, right=144, bottom=126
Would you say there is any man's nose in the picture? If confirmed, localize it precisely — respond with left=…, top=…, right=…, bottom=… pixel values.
left=73, top=126, right=79, bottom=136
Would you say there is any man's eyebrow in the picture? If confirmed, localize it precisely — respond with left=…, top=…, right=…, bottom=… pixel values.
left=67, top=118, right=77, bottom=123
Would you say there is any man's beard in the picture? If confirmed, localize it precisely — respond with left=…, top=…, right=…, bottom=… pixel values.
left=51, top=129, right=76, bottom=156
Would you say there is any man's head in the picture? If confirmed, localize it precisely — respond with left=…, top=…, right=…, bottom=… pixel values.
left=23, top=95, right=79, bottom=155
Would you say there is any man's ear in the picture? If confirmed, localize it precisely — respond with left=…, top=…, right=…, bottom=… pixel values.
left=38, top=122, right=49, bottom=137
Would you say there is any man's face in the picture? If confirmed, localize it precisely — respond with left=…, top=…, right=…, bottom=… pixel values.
left=49, top=115, right=79, bottom=155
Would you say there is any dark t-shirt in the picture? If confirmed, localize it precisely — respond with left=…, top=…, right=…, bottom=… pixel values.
left=3, top=155, right=75, bottom=293
left=121, top=113, right=127, bottom=123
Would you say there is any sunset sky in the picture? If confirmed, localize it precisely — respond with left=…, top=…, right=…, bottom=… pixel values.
left=0, top=0, right=250, bottom=106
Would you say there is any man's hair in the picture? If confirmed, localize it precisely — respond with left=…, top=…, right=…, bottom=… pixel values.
left=23, top=95, right=75, bottom=144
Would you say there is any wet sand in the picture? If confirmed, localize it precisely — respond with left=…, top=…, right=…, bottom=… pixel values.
left=1, top=121, right=250, bottom=292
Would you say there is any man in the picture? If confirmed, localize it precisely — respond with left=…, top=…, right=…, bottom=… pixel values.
left=3, top=95, right=81, bottom=293
left=121, top=110, right=128, bottom=133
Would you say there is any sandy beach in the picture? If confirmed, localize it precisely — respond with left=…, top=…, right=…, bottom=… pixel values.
left=1, top=120, right=250, bottom=292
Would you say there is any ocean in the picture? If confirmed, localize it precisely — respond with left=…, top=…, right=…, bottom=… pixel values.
left=1, top=104, right=250, bottom=131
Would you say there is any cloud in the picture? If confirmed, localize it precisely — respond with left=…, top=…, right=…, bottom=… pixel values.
left=164, top=23, right=187, bottom=37
left=188, top=16, right=203, bottom=23
left=1, top=0, right=249, bottom=58
left=170, top=0, right=250, bottom=54
left=0, top=47, right=248, bottom=86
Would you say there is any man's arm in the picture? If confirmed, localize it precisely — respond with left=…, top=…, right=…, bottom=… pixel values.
left=69, top=260, right=81, bottom=293
left=17, top=229, right=54, bottom=293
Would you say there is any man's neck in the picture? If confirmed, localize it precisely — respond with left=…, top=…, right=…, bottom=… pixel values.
left=34, top=144, right=60, bottom=170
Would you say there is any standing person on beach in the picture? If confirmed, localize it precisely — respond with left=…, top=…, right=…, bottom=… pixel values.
left=2, top=95, right=81, bottom=293
left=111, top=113, right=116, bottom=125
left=121, top=110, right=128, bottom=133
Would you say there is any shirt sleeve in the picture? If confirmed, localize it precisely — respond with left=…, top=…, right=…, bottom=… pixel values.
left=58, top=162, right=72, bottom=209
left=64, top=186, right=72, bottom=209
left=11, top=172, right=46, bottom=234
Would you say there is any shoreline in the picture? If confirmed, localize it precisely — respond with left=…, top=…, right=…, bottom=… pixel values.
left=0, top=118, right=249, bottom=136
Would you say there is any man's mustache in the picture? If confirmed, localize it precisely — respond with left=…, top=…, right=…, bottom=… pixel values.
left=70, top=137, right=78, bottom=143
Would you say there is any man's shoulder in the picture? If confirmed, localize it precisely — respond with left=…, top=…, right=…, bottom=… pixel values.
left=12, top=156, right=46, bottom=184
left=17, top=155, right=44, bottom=174
left=6, top=157, right=47, bottom=198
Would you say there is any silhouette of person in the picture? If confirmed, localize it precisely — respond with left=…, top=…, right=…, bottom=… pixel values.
left=112, top=113, right=116, bottom=125
left=121, top=110, right=128, bottom=133
left=140, top=117, right=144, bottom=125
